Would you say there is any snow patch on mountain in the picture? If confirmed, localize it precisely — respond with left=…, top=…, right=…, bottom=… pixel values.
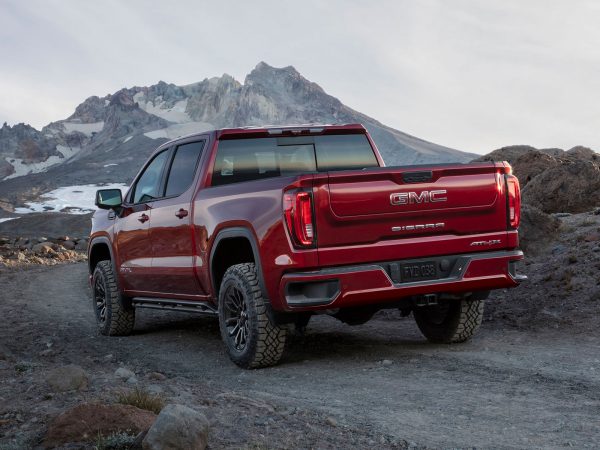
left=15, top=183, right=128, bottom=214
left=134, top=93, right=192, bottom=123
left=5, top=145, right=80, bottom=180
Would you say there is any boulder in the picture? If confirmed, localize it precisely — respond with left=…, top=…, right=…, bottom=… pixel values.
left=44, top=403, right=156, bottom=448
left=115, top=367, right=136, bottom=380
left=46, top=364, right=89, bottom=392
left=32, top=242, right=55, bottom=255
left=142, top=404, right=209, bottom=450
left=61, top=240, right=76, bottom=250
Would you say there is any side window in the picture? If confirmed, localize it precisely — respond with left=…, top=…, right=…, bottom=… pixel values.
left=165, top=141, right=204, bottom=197
left=132, top=150, right=170, bottom=204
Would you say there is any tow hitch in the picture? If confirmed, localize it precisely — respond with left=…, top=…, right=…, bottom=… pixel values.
left=414, top=294, right=439, bottom=307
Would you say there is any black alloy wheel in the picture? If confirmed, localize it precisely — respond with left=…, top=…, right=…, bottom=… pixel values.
left=222, top=284, right=250, bottom=351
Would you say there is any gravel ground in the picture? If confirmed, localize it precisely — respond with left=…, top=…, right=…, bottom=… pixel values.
left=0, top=259, right=599, bottom=449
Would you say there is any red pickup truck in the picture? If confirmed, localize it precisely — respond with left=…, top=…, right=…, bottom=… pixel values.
left=89, top=124, right=525, bottom=368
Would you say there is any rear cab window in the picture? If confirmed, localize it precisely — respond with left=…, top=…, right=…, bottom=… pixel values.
left=211, top=134, right=378, bottom=186
left=164, top=141, right=204, bottom=197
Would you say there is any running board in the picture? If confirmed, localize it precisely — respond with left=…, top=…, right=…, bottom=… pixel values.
left=132, top=297, right=218, bottom=316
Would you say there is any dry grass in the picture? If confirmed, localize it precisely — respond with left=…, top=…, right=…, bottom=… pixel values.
left=116, top=387, right=164, bottom=414
left=562, top=268, right=574, bottom=291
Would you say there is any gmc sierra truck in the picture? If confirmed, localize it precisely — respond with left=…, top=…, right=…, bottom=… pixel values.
left=89, top=123, right=525, bottom=368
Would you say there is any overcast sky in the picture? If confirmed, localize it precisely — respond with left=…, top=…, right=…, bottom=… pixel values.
left=1, top=0, right=599, bottom=154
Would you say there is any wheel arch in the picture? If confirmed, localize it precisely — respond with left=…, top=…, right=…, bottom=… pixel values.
left=88, top=236, right=115, bottom=275
left=209, top=227, right=267, bottom=298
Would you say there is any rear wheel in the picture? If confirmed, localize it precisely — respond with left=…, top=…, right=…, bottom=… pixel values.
left=218, top=263, right=287, bottom=369
left=92, top=260, right=135, bottom=336
left=413, top=297, right=484, bottom=343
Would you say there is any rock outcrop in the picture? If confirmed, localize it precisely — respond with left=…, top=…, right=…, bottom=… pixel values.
left=474, top=145, right=600, bottom=213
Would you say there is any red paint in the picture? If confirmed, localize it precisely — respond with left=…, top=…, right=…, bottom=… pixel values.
left=89, top=124, right=524, bottom=312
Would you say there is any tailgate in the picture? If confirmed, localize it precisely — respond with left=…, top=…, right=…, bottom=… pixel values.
left=314, top=163, right=509, bottom=249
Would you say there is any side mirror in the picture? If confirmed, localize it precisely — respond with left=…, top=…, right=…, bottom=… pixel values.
left=95, top=189, right=123, bottom=210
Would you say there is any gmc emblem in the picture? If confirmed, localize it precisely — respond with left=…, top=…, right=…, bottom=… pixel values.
left=390, top=190, right=448, bottom=205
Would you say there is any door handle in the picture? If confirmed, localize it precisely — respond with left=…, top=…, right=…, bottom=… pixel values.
left=175, top=208, right=189, bottom=219
left=138, top=213, right=149, bottom=223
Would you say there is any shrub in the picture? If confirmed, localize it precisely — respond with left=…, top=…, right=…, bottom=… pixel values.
left=116, top=387, right=164, bottom=414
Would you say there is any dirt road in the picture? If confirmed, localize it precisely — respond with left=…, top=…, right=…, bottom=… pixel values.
left=1, top=263, right=599, bottom=449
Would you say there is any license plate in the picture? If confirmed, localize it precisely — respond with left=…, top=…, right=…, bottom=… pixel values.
left=400, top=261, right=438, bottom=282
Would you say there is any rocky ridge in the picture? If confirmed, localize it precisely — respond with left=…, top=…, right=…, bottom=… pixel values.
left=0, top=62, right=476, bottom=212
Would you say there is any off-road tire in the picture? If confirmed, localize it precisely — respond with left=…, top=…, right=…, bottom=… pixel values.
left=218, top=263, right=287, bottom=369
left=413, top=297, right=484, bottom=343
left=92, top=260, right=135, bottom=336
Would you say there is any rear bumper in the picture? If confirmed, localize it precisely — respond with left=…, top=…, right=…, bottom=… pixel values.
left=278, top=250, right=525, bottom=311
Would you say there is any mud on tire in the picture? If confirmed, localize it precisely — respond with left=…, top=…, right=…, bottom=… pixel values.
left=92, top=260, right=135, bottom=336
left=413, top=297, right=484, bottom=344
left=218, top=263, right=287, bottom=369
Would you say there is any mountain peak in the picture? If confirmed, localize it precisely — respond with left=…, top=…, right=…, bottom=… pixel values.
left=246, top=62, right=301, bottom=84
left=254, top=61, right=298, bottom=72
left=109, top=89, right=136, bottom=107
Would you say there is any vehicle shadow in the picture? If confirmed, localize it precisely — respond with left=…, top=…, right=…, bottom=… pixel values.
left=132, top=310, right=220, bottom=337
left=130, top=309, right=435, bottom=365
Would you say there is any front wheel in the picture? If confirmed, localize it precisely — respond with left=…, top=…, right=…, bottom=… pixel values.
left=92, top=260, right=135, bottom=336
left=218, top=263, right=287, bottom=369
left=413, top=297, right=484, bottom=343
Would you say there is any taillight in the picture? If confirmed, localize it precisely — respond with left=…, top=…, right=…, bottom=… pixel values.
left=283, top=190, right=315, bottom=247
left=506, top=175, right=521, bottom=229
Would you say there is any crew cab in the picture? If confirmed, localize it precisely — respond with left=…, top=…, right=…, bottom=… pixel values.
left=88, top=124, right=525, bottom=368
